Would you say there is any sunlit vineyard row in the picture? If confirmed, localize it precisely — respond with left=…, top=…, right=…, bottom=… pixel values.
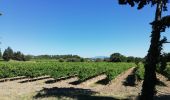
left=135, top=63, right=170, bottom=80
left=0, top=62, right=135, bottom=82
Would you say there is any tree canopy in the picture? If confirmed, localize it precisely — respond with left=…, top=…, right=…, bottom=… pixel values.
left=119, top=0, right=169, bottom=10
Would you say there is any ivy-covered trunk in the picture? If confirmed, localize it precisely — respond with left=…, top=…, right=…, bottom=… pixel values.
left=140, top=1, right=163, bottom=100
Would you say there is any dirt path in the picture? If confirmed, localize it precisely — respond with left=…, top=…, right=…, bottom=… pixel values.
left=79, top=74, right=107, bottom=86
left=0, top=67, right=139, bottom=100
left=156, top=73, right=170, bottom=96
left=95, top=67, right=142, bottom=98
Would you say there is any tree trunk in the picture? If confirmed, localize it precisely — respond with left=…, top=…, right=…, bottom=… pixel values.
left=140, top=1, right=163, bottom=100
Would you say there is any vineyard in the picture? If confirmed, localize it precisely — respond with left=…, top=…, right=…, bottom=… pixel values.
left=0, top=62, right=135, bottom=82
left=134, top=62, right=170, bottom=81
left=1, top=61, right=170, bottom=100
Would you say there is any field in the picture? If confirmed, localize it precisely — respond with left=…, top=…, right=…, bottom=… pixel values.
left=1, top=61, right=170, bottom=100
left=0, top=61, right=135, bottom=82
left=0, top=61, right=138, bottom=99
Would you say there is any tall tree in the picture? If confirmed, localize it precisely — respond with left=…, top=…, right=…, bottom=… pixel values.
left=3, top=49, right=10, bottom=61
left=13, top=51, right=25, bottom=61
left=118, top=0, right=169, bottom=100
left=2, top=47, right=13, bottom=61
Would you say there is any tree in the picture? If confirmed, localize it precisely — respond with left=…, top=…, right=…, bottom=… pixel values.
left=80, top=58, right=85, bottom=62
left=110, top=53, right=126, bottom=62
left=127, top=56, right=135, bottom=62
left=13, top=51, right=26, bottom=61
left=24, top=55, right=32, bottom=61
left=118, top=0, right=169, bottom=100
left=2, top=47, right=13, bottom=61
left=157, top=53, right=167, bottom=73
left=3, top=50, right=10, bottom=61
left=163, top=53, right=170, bottom=62
left=7, top=47, right=13, bottom=58
left=0, top=49, right=2, bottom=59
left=59, top=58, right=65, bottom=62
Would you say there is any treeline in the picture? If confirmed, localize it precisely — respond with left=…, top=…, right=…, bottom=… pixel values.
left=161, top=53, right=170, bottom=62
left=31, top=55, right=84, bottom=62
left=1, top=47, right=170, bottom=63
left=31, top=53, right=144, bottom=63
left=0, top=47, right=144, bottom=63
left=0, top=47, right=85, bottom=62
left=0, top=47, right=29, bottom=61
left=94, top=53, right=144, bottom=63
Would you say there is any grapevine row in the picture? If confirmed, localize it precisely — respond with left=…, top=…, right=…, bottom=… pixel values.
left=0, top=62, right=135, bottom=82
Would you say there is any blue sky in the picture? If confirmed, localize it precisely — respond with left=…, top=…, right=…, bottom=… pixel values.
left=0, top=0, right=170, bottom=58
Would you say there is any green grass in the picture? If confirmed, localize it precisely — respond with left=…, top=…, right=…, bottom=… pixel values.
left=0, top=61, right=135, bottom=82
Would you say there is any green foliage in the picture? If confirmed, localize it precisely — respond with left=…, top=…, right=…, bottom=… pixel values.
left=156, top=53, right=167, bottom=73
left=66, top=58, right=81, bottom=62
left=24, top=55, right=32, bottom=61
left=80, top=58, right=84, bottom=62
left=0, top=62, right=134, bottom=82
left=135, top=57, right=143, bottom=66
left=127, top=56, right=135, bottom=62
left=109, top=53, right=144, bottom=63
left=119, top=0, right=169, bottom=10
left=110, top=53, right=127, bottom=62
left=3, top=47, right=13, bottom=61
left=135, top=62, right=169, bottom=81
left=2, top=47, right=30, bottom=61
left=135, top=63, right=145, bottom=80
left=30, top=55, right=85, bottom=62
left=2, top=51, right=10, bottom=61
left=59, top=58, right=64, bottom=62
left=160, top=53, right=170, bottom=62
left=0, top=49, right=2, bottom=59
left=158, top=63, right=170, bottom=80
left=151, top=15, right=170, bottom=32
left=13, top=51, right=25, bottom=61
left=106, top=63, right=134, bottom=81
left=163, top=66, right=170, bottom=79
left=135, top=62, right=170, bottom=80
